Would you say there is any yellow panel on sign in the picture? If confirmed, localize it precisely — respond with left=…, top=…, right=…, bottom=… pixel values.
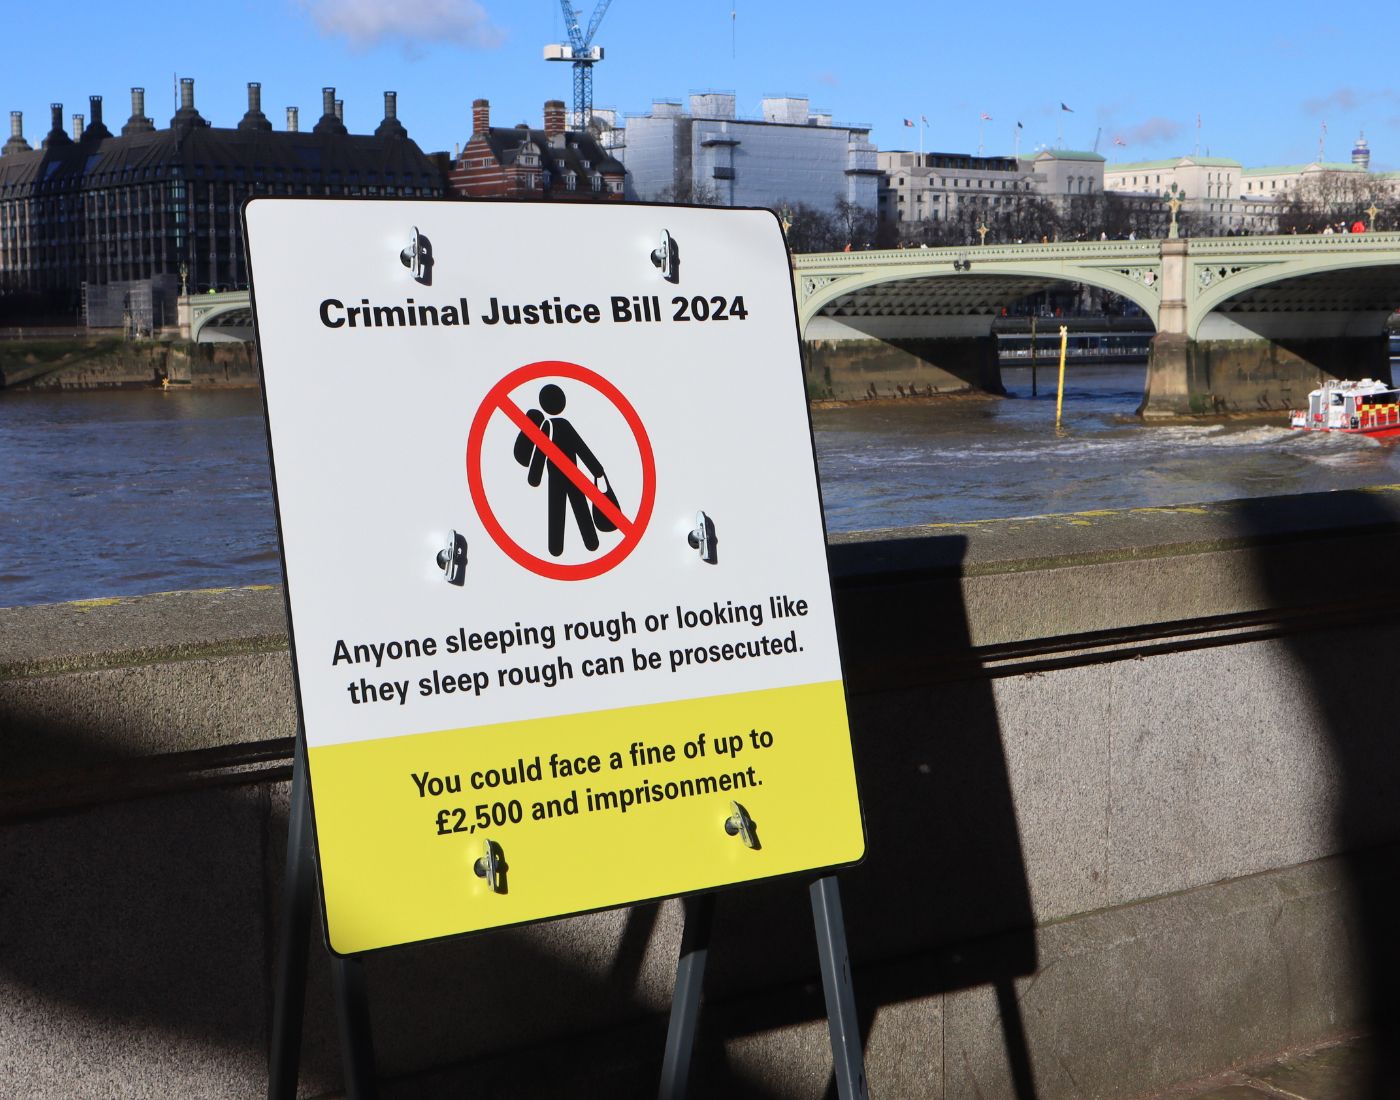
left=310, top=680, right=862, bottom=954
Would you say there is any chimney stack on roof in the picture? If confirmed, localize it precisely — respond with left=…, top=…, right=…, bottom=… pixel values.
left=171, top=77, right=208, bottom=131
left=239, top=81, right=272, bottom=132
left=43, top=103, right=72, bottom=150
left=3, top=111, right=31, bottom=156
left=544, top=99, right=566, bottom=144
left=334, top=98, right=344, bottom=121
left=84, top=95, right=111, bottom=141
left=286, top=106, right=299, bottom=132
left=314, top=86, right=347, bottom=135
left=472, top=98, right=490, bottom=138
left=375, top=90, right=408, bottom=140
left=71, top=114, right=84, bottom=142
left=123, top=87, right=154, bottom=135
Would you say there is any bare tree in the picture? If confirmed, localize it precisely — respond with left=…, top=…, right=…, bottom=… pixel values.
left=1277, top=170, right=1378, bottom=233
left=776, top=201, right=840, bottom=252
left=651, top=180, right=724, bottom=206
left=832, top=197, right=877, bottom=249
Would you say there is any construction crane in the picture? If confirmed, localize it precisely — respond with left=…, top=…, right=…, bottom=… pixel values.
left=544, top=1, right=613, bottom=134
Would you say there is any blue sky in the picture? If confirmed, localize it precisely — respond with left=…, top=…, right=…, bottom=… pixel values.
left=4, top=1, right=1393, bottom=171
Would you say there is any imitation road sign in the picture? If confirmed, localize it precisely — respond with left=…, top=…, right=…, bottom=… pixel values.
left=246, top=198, right=864, bottom=954
left=468, top=360, right=656, bottom=581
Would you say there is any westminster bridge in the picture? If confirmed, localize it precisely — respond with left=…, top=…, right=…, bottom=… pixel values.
left=186, top=234, right=1400, bottom=416
left=793, top=233, right=1400, bottom=415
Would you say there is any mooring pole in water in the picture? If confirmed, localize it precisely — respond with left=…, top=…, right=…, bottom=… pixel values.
left=1055, top=325, right=1068, bottom=430
left=1030, top=315, right=1038, bottom=396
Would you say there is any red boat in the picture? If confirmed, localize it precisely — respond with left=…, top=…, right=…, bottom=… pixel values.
left=1289, top=379, right=1400, bottom=439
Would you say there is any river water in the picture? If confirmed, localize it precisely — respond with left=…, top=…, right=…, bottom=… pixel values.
left=5, top=364, right=1400, bottom=607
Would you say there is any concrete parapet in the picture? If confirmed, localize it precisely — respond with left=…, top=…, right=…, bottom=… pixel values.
left=4, top=488, right=1400, bottom=1096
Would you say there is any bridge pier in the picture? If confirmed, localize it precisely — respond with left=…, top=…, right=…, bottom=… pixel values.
left=803, top=319, right=1004, bottom=401
left=1140, top=329, right=1392, bottom=418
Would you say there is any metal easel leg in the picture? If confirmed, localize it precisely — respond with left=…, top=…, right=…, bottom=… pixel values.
left=331, top=953, right=379, bottom=1099
left=810, top=875, right=869, bottom=1100
left=268, top=736, right=314, bottom=1100
left=658, top=892, right=717, bottom=1100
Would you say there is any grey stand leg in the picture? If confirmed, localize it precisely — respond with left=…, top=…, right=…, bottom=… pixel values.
left=810, top=875, right=869, bottom=1100
left=658, top=893, right=717, bottom=1100
left=331, top=954, right=379, bottom=1099
left=268, top=738, right=314, bottom=1100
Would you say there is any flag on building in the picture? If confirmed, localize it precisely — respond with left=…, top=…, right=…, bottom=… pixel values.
left=921, top=115, right=927, bottom=124
left=1061, top=102, right=1074, bottom=113
left=903, top=118, right=915, bottom=127
left=1113, top=136, right=1126, bottom=146
left=979, top=112, right=993, bottom=121
left=1016, top=121, right=1023, bottom=129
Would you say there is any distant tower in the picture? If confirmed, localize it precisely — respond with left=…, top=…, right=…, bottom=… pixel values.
left=1352, top=132, right=1371, bottom=171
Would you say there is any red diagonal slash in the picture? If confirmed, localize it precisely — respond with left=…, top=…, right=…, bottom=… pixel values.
left=497, top=395, right=633, bottom=535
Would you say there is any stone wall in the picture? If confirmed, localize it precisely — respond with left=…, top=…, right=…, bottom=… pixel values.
left=4, top=489, right=1400, bottom=1097
left=0, top=339, right=258, bottom=389
left=803, top=336, right=1003, bottom=401
left=1142, top=331, right=1391, bottom=416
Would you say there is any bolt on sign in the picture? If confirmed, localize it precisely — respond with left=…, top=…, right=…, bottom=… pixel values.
left=245, top=199, right=864, bottom=954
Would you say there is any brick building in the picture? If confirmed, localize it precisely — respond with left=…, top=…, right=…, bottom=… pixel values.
left=447, top=99, right=624, bottom=201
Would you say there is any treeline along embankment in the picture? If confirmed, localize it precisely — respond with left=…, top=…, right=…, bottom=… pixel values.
left=0, top=338, right=258, bottom=390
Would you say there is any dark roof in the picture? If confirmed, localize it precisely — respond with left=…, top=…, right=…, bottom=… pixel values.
left=479, top=126, right=622, bottom=177
left=0, top=118, right=442, bottom=194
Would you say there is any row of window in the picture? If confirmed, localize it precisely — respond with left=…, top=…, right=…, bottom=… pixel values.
left=0, top=168, right=434, bottom=196
left=894, top=176, right=1031, bottom=191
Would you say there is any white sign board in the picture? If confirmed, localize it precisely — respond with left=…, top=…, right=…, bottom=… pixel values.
left=246, top=198, right=863, bottom=953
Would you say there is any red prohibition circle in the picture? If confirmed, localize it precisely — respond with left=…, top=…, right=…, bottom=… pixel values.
left=467, top=360, right=656, bottom=581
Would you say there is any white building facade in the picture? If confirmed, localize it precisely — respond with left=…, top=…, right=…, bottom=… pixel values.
left=876, top=148, right=1106, bottom=237
left=617, top=93, right=878, bottom=215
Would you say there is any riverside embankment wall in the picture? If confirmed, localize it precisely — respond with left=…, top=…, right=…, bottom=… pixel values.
left=0, top=338, right=258, bottom=389
left=4, top=488, right=1400, bottom=1098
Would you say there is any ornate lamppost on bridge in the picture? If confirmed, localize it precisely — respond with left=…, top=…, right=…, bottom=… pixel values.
left=1366, top=203, right=1380, bottom=232
left=977, top=222, right=990, bottom=246
left=1161, top=183, right=1186, bottom=240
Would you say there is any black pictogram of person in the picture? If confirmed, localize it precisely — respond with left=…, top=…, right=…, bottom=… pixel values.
left=513, top=384, right=620, bottom=557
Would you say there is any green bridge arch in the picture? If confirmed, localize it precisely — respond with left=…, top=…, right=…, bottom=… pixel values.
left=793, top=234, right=1400, bottom=414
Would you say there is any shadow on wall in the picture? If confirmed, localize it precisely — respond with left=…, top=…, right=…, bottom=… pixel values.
left=1239, top=498, right=1400, bottom=1098
left=0, top=533, right=1040, bottom=1097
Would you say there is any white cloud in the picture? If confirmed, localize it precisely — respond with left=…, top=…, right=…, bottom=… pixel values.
left=1122, top=117, right=1181, bottom=147
left=301, top=0, right=506, bottom=50
left=1303, top=88, right=1358, bottom=116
